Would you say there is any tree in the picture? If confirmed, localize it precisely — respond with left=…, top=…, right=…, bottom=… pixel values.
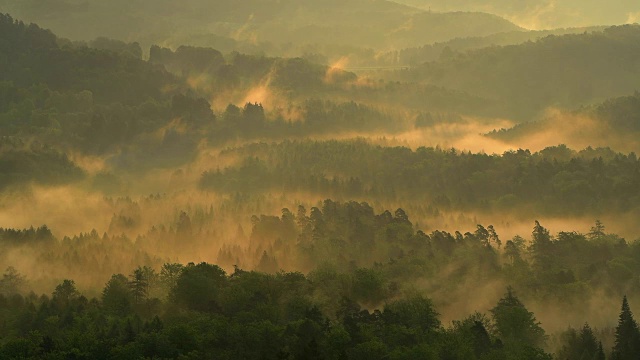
left=382, top=294, right=440, bottom=333
left=588, top=220, right=606, bottom=239
left=529, top=221, right=555, bottom=273
left=170, top=262, right=227, bottom=312
left=487, top=225, right=501, bottom=248
left=129, top=267, right=149, bottom=304
left=490, top=287, right=546, bottom=349
left=159, top=263, right=184, bottom=293
left=256, top=251, right=279, bottom=273
left=352, top=268, right=387, bottom=305
left=52, top=279, right=80, bottom=306
left=504, top=240, right=521, bottom=265
left=176, top=211, right=193, bottom=239
left=451, top=312, right=494, bottom=358
left=557, top=323, right=603, bottom=360
left=612, top=295, right=640, bottom=360
left=102, top=274, right=133, bottom=316
left=474, top=224, right=490, bottom=247
left=0, top=266, right=25, bottom=295
left=393, top=208, right=411, bottom=225
left=504, top=236, right=526, bottom=265
left=578, top=323, right=601, bottom=359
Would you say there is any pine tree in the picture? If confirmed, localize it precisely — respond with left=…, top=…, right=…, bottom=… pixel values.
left=612, top=295, right=640, bottom=360
left=596, top=342, right=605, bottom=360
left=578, top=323, right=599, bottom=357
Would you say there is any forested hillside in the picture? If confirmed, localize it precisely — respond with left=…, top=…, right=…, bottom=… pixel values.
left=0, top=0, right=521, bottom=52
left=487, top=92, right=640, bottom=152
left=0, top=203, right=637, bottom=359
left=401, top=25, right=640, bottom=119
left=201, top=140, right=640, bottom=215
left=392, top=0, right=635, bottom=29
left=394, top=26, right=608, bottom=65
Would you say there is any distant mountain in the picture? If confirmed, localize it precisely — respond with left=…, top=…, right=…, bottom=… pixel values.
left=391, top=0, right=639, bottom=29
left=0, top=0, right=521, bottom=51
left=384, top=11, right=522, bottom=48
left=402, top=25, right=640, bottom=120
left=395, top=26, right=608, bottom=65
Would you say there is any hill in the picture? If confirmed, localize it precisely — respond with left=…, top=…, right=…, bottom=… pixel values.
left=395, top=26, right=608, bottom=65
left=486, top=92, right=640, bottom=151
left=401, top=25, right=640, bottom=120
left=391, top=0, right=637, bottom=29
left=0, top=0, right=521, bottom=52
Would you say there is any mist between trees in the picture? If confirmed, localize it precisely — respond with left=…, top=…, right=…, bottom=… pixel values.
left=1, top=200, right=640, bottom=358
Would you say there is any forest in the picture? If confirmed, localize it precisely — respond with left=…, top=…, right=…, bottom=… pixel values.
left=1, top=0, right=640, bottom=358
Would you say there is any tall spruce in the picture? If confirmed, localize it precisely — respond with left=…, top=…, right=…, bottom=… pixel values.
left=612, top=295, right=640, bottom=360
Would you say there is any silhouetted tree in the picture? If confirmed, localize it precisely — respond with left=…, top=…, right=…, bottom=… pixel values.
left=612, top=295, right=640, bottom=360
left=102, top=274, right=132, bottom=316
left=491, top=287, right=546, bottom=349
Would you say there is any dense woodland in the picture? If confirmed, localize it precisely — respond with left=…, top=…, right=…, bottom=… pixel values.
left=0, top=204, right=639, bottom=359
left=1, top=3, right=640, bottom=358
left=398, top=25, right=640, bottom=119
left=201, top=141, right=640, bottom=215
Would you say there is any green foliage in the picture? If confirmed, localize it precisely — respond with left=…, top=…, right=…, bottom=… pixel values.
left=490, top=287, right=546, bottom=349
left=382, top=295, right=440, bottom=333
left=201, top=140, right=640, bottom=215
left=170, top=262, right=227, bottom=312
left=557, top=323, right=605, bottom=360
left=407, top=25, right=640, bottom=119
left=0, top=141, right=84, bottom=190
left=102, top=274, right=133, bottom=316
left=612, top=296, right=640, bottom=360
left=52, top=279, right=79, bottom=303
left=0, top=267, right=25, bottom=296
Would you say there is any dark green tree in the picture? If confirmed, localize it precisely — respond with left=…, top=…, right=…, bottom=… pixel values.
left=102, top=274, right=133, bottom=316
left=490, top=287, right=546, bottom=349
left=612, top=295, right=640, bottom=360
left=159, top=263, right=184, bottom=294
left=529, top=220, right=555, bottom=274
left=129, top=267, right=149, bottom=304
left=0, top=266, right=25, bottom=295
left=52, top=279, right=80, bottom=305
left=170, top=262, right=227, bottom=312
left=557, top=323, right=603, bottom=360
left=588, top=220, right=606, bottom=239
left=382, top=294, right=440, bottom=333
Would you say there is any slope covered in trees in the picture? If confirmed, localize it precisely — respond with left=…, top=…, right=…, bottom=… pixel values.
left=392, top=0, right=635, bottom=29
left=201, top=140, right=640, bottom=216
left=487, top=92, right=640, bottom=151
left=402, top=25, right=640, bottom=119
left=0, top=0, right=521, bottom=52
left=0, top=203, right=639, bottom=358
left=0, top=265, right=552, bottom=359
left=394, top=26, right=608, bottom=65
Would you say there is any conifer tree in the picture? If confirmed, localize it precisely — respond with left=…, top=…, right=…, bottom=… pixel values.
left=612, top=295, right=640, bottom=360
